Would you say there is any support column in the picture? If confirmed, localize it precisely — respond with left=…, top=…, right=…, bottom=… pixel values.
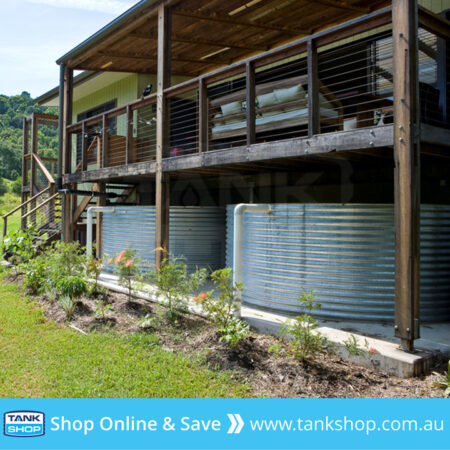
left=307, top=39, right=319, bottom=137
left=96, top=182, right=106, bottom=258
left=60, top=63, right=74, bottom=242
left=21, top=118, right=29, bottom=229
left=246, top=61, right=256, bottom=145
left=393, top=0, right=421, bottom=351
left=30, top=114, right=37, bottom=227
left=155, top=3, right=171, bottom=270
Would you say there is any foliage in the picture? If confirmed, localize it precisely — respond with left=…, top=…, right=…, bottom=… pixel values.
left=149, top=256, right=208, bottom=322
left=0, top=178, right=7, bottom=196
left=2, top=227, right=37, bottom=263
left=433, top=360, right=450, bottom=396
left=0, top=280, right=250, bottom=397
left=343, top=334, right=367, bottom=357
left=110, top=248, right=140, bottom=302
left=0, top=93, right=58, bottom=181
left=48, top=241, right=85, bottom=278
left=86, top=256, right=102, bottom=295
left=139, top=314, right=158, bottom=330
left=219, top=317, right=250, bottom=348
left=196, top=268, right=249, bottom=348
left=58, top=295, right=76, bottom=321
left=272, top=291, right=326, bottom=361
left=22, top=256, right=47, bottom=294
left=56, top=276, right=88, bottom=300
left=94, top=299, right=114, bottom=320
left=10, top=177, right=22, bottom=196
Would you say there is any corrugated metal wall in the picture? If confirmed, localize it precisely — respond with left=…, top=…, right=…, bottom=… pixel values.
left=226, top=204, right=450, bottom=322
left=102, top=206, right=225, bottom=273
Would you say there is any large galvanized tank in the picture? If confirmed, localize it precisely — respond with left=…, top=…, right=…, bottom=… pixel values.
left=226, top=204, right=450, bottom=322
left=102, top=206, right=225, bottom=273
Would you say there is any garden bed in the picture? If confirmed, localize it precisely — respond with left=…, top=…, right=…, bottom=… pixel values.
left=4, top=269, right=446, bottom=399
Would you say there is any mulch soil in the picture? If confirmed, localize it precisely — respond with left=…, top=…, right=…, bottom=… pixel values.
left=3, top=271, right=448, bottom=398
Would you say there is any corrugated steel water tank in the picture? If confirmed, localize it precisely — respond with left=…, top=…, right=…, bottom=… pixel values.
left=102, top=206, right=225, bottom=273
left=226, top=204, right=450, bottom=322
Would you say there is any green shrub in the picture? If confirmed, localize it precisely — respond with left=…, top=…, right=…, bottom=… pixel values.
left=110, top=248, right=140, bottom=302
left=93, top=299, right=114, bottom=319
left=56, top=276, right=88, bottom=300
left=272, top=291, right=327, bottom=361
left=150, top=256, right=208, bottom=322
left=86, top=256, right=103, bottom=296
left=10, top=177, right=22, bottom=196
left=22, top=256, right=47, bottom=294
left=59, top=295, right=76, bottom=321
left=196, top=268, right=249, bottom=348
left=2, top=228, right=37, bottom=263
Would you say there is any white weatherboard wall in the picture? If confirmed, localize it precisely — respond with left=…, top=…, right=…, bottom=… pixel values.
left=226, top=204, right=450, bottom=322
left=102, top=206, right=225, bottom=273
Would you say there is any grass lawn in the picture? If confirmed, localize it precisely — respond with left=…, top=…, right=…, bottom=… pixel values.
left=0, top=278, right=250, bottom=398
left=0, top=193, right=21, bottom=234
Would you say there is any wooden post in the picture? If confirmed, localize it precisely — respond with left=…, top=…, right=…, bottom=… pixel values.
left=96, top=182, right=106, bottom=258
left=102, top=115, right=108, bottom=168
left=30, top=114, right=38, bottom=227
left=126, top=105, right=133, bottom=164
left=155, top=3, right=171, bottom=270
left=61, top=64, right=74, bottom=243
left=198, top=78, right=208, bottom=152
left=393, top=0, right=420, bottom=351
left=21, top=118, right=29, bottom=229
left=307, top=39, right=320, bottom=137
left=246, top=61, right=256, bottom=145
left=81, top=122, right=87, bottom=171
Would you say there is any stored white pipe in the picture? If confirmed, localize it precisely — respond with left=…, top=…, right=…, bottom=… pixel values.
left=86, top=206, right=115, bottom=258
left=233, top=203, right=271, bottom=318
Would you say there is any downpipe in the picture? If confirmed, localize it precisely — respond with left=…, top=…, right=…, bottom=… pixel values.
left=86, top=206, right=115, bottom=258
left=233, top=204, right=271, bottom=318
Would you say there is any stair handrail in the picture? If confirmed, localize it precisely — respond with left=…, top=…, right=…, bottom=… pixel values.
left=21, top=192, right=60, bottom=221
left=2, top=186, right=53, bottom=242
left=32, top=154, right=55, bottom=185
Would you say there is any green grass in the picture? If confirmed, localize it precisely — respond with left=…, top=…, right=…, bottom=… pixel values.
left=0, top=193, right=21, bottom=233
left=0, top=277, right=250, bottom=398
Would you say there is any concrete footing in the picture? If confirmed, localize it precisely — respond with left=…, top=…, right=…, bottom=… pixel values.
left=242, top=307, right=449, bottom=378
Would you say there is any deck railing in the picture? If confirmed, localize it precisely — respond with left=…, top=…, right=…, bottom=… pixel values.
left=65, top=5, right=447, bottom=174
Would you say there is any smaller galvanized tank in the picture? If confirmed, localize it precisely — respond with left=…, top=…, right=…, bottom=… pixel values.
left=102, top=206, right=225, bottom=273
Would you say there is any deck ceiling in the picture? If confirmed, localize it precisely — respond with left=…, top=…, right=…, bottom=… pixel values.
left=65, top=0, right=388, bottom=76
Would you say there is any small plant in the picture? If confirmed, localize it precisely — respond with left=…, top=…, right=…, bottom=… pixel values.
left=59, top=295, right=76, bottom=321
left=150, top=255, right=208, bottom=322
left=112, top=249, right=140, bottom=302
left=2, top=228, right=37, bottom=263
left=343, top=334, right=366, bottom=357
left=86, top=256, right=102, bottom=295
left=433, top=360, right=450, bottom=397
left=278, top=290, right=326, bottom=361
left=22, top=256, right=47, bottom=294
left=196, top=268, right=249, bottom=348
left=219, top=317, right=250, bottom=348
left=139, top=314, right=158, bottom=330
left=57, top=276, right=88, bottom=300
left=44, top=287, right=59, bottom=304
left=94, top=299, right=114, bottom=320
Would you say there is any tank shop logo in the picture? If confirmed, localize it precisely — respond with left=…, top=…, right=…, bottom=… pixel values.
left=3, top=411, right=45, bottom=437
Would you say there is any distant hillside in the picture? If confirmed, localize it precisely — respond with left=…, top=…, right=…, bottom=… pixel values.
left=0, top=92, right=58, bottom=181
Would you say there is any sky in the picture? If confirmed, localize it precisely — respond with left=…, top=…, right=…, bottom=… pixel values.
left=0, top=0, right=137, bottom=98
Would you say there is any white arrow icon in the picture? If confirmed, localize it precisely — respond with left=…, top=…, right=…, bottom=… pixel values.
left=227, top=413, right=244, bottom=434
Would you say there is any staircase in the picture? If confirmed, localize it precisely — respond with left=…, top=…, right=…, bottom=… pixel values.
left=2, top=185, right=62, bottom=247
